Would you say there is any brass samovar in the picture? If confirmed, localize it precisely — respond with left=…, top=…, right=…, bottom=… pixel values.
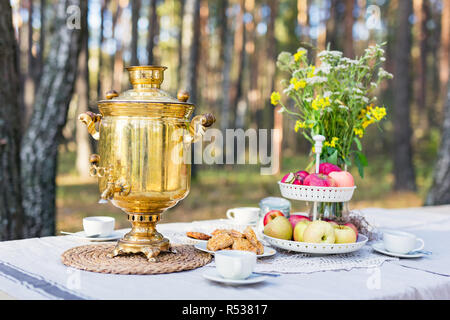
left=79, top=66, right=215, bottom=260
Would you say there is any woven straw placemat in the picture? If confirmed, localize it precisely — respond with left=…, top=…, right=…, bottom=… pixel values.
left=61, top=243, right=212, bottom=275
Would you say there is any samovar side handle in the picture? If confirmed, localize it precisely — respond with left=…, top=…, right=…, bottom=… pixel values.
left=78, top=111, right=102, bottom=140
left=187, top=113, right=216, bottom=143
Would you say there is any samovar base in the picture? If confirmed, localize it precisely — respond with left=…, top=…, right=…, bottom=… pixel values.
left=108, top=213, right=175, bottom=262
left=110, top=238, right=174, bottom=262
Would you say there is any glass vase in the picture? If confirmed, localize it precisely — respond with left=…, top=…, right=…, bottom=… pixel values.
left=308, top=201, right=350, bottom=222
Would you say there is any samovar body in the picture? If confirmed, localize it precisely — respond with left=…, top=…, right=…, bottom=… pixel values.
left=79, top=66, right=214, bottom=260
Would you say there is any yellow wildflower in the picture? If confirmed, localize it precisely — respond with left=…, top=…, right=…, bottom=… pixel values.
left=271, top=91, right=281, bottom=106
left=321, top=97, right=331, bottom=108
left=353, top=128, right=364, bottom=138
left=362, top=118, right=374, bottom=129
left=294, top=50, right=306, bottom=62
left=372, top=106, right=387, bottom=121
left=311, top=96, right=330, bottom=110
left=324, top=137, right=339, bottom=148
left=358, top=109, right=367, bottom=119
left=312, top=99, right=319, bottom=110
left=330, top=137, right=339, bottom=147
left=294, top=120, right=306, bottom=132
left=295, top=121, right=313, bottom=132
left=290, top=78, right=307, bottom=90
left=307, top=66, right=316, bottom=78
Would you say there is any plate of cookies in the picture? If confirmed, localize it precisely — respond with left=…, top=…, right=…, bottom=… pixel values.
left=192, top=227, right=276, bottom=258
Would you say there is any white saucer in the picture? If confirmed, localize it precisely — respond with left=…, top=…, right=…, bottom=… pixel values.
left=63, top=230, right=124, bottom=242
left=194, top=242, right=276, bottom=258
left=372, top=242, right=425, bottom=258
left=203, top=269, right=267, bottom=285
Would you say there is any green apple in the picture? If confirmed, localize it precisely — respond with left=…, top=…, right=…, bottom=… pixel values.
left=334, top=225, right=357, bottom=243
left=264, top=216, right=293, bottom=240
left=293, top=221, right=311, bottom=242
left=303, top=220, right=335, bottom=243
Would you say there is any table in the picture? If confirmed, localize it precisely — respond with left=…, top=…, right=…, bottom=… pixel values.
left=0, top=205, right=449, bottom=300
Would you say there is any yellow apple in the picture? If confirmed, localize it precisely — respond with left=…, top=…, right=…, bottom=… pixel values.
left=334, top=225, right=357, bottom=243
left=264, top=216, right=293, bottom=240
left=293, top=221, right=311, bottom=242
left=303, top=220, right=335, bottom=243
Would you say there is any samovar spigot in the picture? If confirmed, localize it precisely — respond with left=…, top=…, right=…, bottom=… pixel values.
left=88, top=154, right=130, bottom=202
left=100, top=177, right=131, bottom=201
left=100, top=179, right=116, bottom=201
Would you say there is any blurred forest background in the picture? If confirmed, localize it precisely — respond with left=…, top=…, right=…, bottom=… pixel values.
left=1, top=0, right=449, bottom=239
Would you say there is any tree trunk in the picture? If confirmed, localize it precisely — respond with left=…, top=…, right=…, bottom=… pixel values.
left=326, top=0, right=339, bottom=50
left=24, top=0, right=36, bottom=129
left=182, top=0, right=201, bottom=179
left=414, top=0, right=429, bottom=130
left=0, top=1, right=24, bottom=240
left=220, top=0, right=234, bottom=133
left=267, top=0, right=281, bottom=173
left=198, top=0, right=210, bottom=106
left=131, top=0, right=141, bottom=66
left=37, top=0, right=45, bottom=83
left=111, top=2, right=123, bottom=92
left=177, top=0, right=185, bottom=88
left=20, top=0, right=84, bottom=237
left=265, top=0, right=278, bottom=131
left=393, top=0, right=416, bottom=191
left=426, top=81, right=450, bottom=205
left=232, top=0, right=247, bottom=129
left=344, top=0, right=354, bottom=58
left=440, top=0, right=450, bottom=114
left=147, top=0, right=159, bottom=65
left=76, top=1, right=92, bottom=178
left=185, top=0, right=201, bottom=104
left=28, top=0, right=34, bottom=78
left=97, top=0, right=108, bottom=100
left=246, top=0, right=259, bottom=127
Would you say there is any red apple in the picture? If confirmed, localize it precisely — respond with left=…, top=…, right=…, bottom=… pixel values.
left=344, top=222, right=358, bottom=239
left=288, top=215, right=311, bottom=230
left=329, top=171, right=354, bottom=187
left=294, top=170, right=309, bottom=184
left=303, top=173, right=337, bottom=187
left=263, top=210, right=284, bottom=226
left=319, top=163, right=342, bottom=175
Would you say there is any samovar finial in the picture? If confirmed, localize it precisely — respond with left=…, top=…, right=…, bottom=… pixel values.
left=126, top=65, right=167, bottom=89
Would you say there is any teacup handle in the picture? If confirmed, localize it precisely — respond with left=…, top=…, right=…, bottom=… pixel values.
left=414, top=238, right=425, bottom=252
left=226, top=210, right=235, bottom=220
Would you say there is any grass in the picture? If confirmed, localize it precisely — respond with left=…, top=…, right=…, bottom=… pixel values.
left=55, top=151, right=432, bottom=233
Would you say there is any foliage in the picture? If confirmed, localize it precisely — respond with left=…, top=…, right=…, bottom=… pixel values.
left=271, top=43, right=393, bottom=177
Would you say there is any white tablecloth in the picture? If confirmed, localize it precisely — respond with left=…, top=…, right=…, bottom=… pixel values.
left=0, top=205, right=449, bottom=300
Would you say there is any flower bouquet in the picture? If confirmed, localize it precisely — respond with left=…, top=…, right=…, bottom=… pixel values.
left=271, top=43, right=393, bottom=218
left=272, top=43, right=392, bottom=177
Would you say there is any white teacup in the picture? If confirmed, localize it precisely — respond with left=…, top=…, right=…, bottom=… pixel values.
left=226, top=207, right=259, bottom=225
left=383, top=230, right=424, bottom=254
left=215, top=250, right=256, bottom=280
left=83, top=216, right=115, bottom=237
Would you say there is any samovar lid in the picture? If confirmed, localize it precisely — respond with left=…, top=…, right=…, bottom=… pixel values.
left=98, top=66, right=193, bottom=106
